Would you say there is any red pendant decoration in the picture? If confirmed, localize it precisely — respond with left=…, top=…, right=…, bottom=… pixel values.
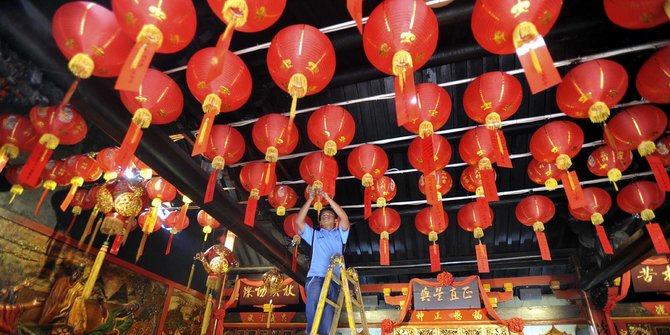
left=206, top=0, right=285, bottom=79
left=283, top=213, right=313, bottom=272
left=164, top=210, right=190, bottom=255
left=240, top=162, right=276, bottom=227
left=19, top=105, right=87, bottom=188
left=52, top=1, right=134, bottom=108
left=527, top=159, right=564, bottom=191
left=136, top=210, right=163, bottom=261
left=198, top=209, right=221, bottom=241
left=35, top=160, right=71, bottom=216
left=636, top=46, right=670, bottom=104
left=516, top=195, right=555, bottom=260
left=471, top=0, right=563, bottom=93
left=457, top=202, right=493, bottom=273
left=604, top=0, right=669, bottom=29
left=267, top=24, right=336, bottom=131
left=347, top=144, right=389, bottom=219
left=307, top=105, right=356, bottom=157
left=605, top=105, right=670, bottom=191
left=118, top=69, right=183, bottom=171
left=371, top=176, right=398, bottom=209
left=369, top=207, right=401, bottom=266
left=530, top=121, right=585, bottom=209
left=252, top=113, right=299, bottom=188
left=202, top=125, right=246, bottom=203
left=0, top=114, right=37, bottom=174
left=459, top=127, right=500, bottom=201
left=415, top=206, right=448, bottom=272
left=587, top=146, right=633, bottom=191
left=617, top=181, right=668, bottom=254
left=556, top=60, right=628, bottom=123
left=112, top=0, right=197, bottom=92
left=299, top=152, right=339, bottom=209
left=363, top=0, right=438, bottom=126
left=4, top=165, right=41, bottom=205
left=569, top=187, right=614, bottom=255
left=268, top=185, right=298, bottom=216
left=60, top=155, right=102, bottom=212
left=186, top=47, right=252, bottom=156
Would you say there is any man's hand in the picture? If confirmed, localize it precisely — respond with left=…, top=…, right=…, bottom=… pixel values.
left=307, top=185, right=316, bottom=201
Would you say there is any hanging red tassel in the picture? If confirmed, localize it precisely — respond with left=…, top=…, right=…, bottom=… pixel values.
left=59, top=181, right=81, bottom=212
left=421, top=135, right=436, bottom=176
left=57, top=79, right=80, bottom=111
left=65, top=214, right=78, bottom=235
left=645, top=223, right=670, bottom=254
left=110, top=234, right=123, bottom=255
left=430, top=243, right=441, bottom=272
left=515, top=34, right=561, bottom=94
left=116, top=122, right=144, bottom=171
left=595, top=225, right=614, bottom=255
left=324, top=158, right=338, bottom=196
left=116, top=41, right=158, bottom=92
left=424, top=171, right=438, bottom=205
left=34, top=188, right=51, bottom=216
left=244, top=195, right=258, bottom=227
left=480, top=167, right=499, bottom=202
left=166, top=233, right=174, bottom=255
left=192, top=112, right=217, bottom=157
left=393, top=70, right=418, bottom=127
left=380, top=235, right=390, bottom=266
left=646, top=155, right=670, bottom=191
left=535, top=231, right=551, bottom=261
left=205, top=170, right=219, bottom=203
left=494, top=130, right=513, bottom=168
left=364, top=186, right=372, bottom=219
left=178, top=201, right=189, bottom=230
left=19, top=143, right=54, bottom=187
left=476, top=242, right=490, bottom=273
left=560, top=171, right=586, bottom=209
left=476, top=197, right=491, bottom=226
left=292, top=245, right=298, bottom=272
left=347, top=0, right=363, bottom=34
left=206, top=23, right=235, bottom=81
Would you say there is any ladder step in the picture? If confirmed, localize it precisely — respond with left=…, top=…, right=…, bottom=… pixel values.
left=331, top=276, right=342, bottom=285
left=325, top=299, right=339, bottom=307
left=351, top=299, right=362, bottom=308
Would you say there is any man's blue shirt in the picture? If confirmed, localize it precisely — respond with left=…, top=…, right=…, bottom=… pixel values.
left=299, top=224, right=349, bottom=278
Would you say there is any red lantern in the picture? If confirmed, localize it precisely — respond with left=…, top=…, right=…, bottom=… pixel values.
left=268, top=185, right=298, bottom=216
left=117, top=69, right=183, bottom=170
left=654, top=135, right=670, bottom=166
left=96, top=147, right=124, bottom=181
left=527, top=159, right=563, bottom=191
left=604, top=0, right=669, bottom=29
left=206, top=0, right=285, bottom=79
left=420, top=170, right=452, bottom=200
left=64, top=188, right=89, bottom=235
left=240, top=162, right=276, bottom=227
left=307, top=105, right=356, bottom=157
left=415, top=206, right=448, bottom=272
left=141, top=177, right=177, bottom=259
left=252, top=113, right=299, bottom=186
left=186, top=48, right=252, bottom=156
left=20, top=105, right=87, bottom=187
left=371, top=176, right=398, bottom=208
left=459, top=127, right=500, bottom=201
left=299, top=152, right=339, bottom=203
left=347, top=144, right=389, bottom=218
left=0, top=114, right=37, bottom=174
left=530, top=121, right=585, bottom=209
left=202, top=125, right=246, bottom=203
left=198, top=209, right=221, bottom=241
left=587, top=146, right=633, bottom=190
left=60, top=155, right=102, bottom=212
left=515, top=195, right=555, bottom=260
left=5, top=165, right=41, bottom=205
left=136, top=210, right=163, bottom=261
left=457, top=202, right=493, bottom=273
left=471, top=0, right=562, bottom=93
left=556, top=60, right=628, bottom=123
left=402, top=83, right=452, bottom=135
left=303, top=186, right=336, bottom=214
left=617, top=181, right=668, bottom=254
left=636, top=47, right=670, bottom=104
left=164, top=210, right=190, bottom=255
left=52, top=2, right=134, bottom=108
left=408, top=134, right=452, bottom=174
left=363, top=0, right=438, bottom=126
left=267, top=24, right=336, bottom=130
left=35, top=160, right=70, bottom=216
left=283, top=213, right=313, bottom=272
left=605, top=105, right=670, bottom=191
left=569, top=187, right=614, bottom=254
left=460, top=165, right=497, bottom=224
left=112, top=0, right=197, bottom=91
left=369, top=207, right=401, bottom=266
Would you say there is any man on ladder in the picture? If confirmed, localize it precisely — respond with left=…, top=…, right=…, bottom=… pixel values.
left=296, top=186, right=350, bottom=335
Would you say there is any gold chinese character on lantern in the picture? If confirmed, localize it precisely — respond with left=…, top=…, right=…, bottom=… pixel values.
left=637, top=266, right=657, bottom=283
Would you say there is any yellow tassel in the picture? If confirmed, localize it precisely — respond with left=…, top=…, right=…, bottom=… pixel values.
left=79, top=206, right=99, bottom=246
left=265, top=146, right=278, bottom=163
left=83, top=242, right=108, bottom=299
left=39, top=133, right=60, bottom=150
left=641, top=209, right=655, bottom=222
left=479, top=157, right=492, bottom=170
left=392, top=50, right=413, bottom=92
left=377, top=197, right=387, bottom=208
left=68, top=53, right=95, bottom=79
left=664, top=0, right=670, bottom=19
left=201, top=295, right=213, bottom=335
left=588, top=101, right=610, bottom=123
left=0, top=143, right=19, bottom=160
left=475, top=186, right=485, bottom=197
left=638, top=140, right=656, bottom=157
left=591, top=213, right=604, bottom=226
left=419, top=121, right=433, bottom=139
left=381, top=231, right=390, bottom=240
left=277, top=206, right=286, bottom=216
left=545, top=178, right=558, bottom=191
left=555, top=154, right=572, bottom=170
left=187, top=263, right=196, bottom=289
left=212, top=156, right=226, bottom=170
left=136, top=233, right=148, bottom=262
left=9, top=184, right=23, bottom=204
left=132, top=108, right=153, bottom=129
left=512, top=21, right=541, bottom=72
left=324, top=140, right=338, bottom=156
left=362, top=173, right=374, bottom=187
left=474, top=227, right=484, bottom=239
left=313, top=201, right=322, bottom=213
left=533, top=221, right=545, bottom=232
left=86, top=217, right=104, bottom=254
left=428, top=231, right=438, bottom=242
left=485, top=112, right=502, bottom=129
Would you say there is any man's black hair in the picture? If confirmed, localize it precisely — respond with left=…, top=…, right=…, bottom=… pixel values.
left=319, top=208, right=338, bottom=220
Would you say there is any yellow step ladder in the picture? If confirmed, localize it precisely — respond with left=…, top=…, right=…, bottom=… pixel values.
left=311, top=254, right=369, bottom=335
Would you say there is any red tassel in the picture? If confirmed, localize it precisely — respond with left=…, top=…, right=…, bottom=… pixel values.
left=364, top=187, right=372, bottom=219
left=480, top=168, right=499, bottom=202
left=421, top=135, right=436, bottom=175
left=34, top=188, right=50, bottom=216
left=206, top=24, right=235, bottom=81
left=205, top=170, right=219, bottom=203
left=432, top=204, right=445, bottom=228
left=393, top=77, right=409, bottom=126
left=110, top=234, right=123, bottom=255
left=476, top=243, right=490, bottom=273
left=346, top=0, right=363, bottom=34
left=380, top=238, right=390, bottom=266
left=178, top=203, right=189, bottom=230
left=515, top=36, right=562, bottom=94
left=430, top=243, right=441, bottom=272
left=646, top=223, right=670, bottom=254
left=60, top=184, right=79, bottom=212
left=65, top=214, right=78, bottom=235
left=535, top=231, right=551, bottom=260
left=561, top=171, right=586, bottom=209
left=19, top=144, right=53, bottom=187
left=117, top=121, right=144, bottom=171
left=115, top=42, right=157, bottom=92
left=494, top=130, right=513, bottom=168
left=646, top=155, right=670, bottom=191
left=595, top=225, right=614, bottom=255
left=292, top=246, right=298, bottom=272
left=263, top=162, right=276, bottom=193
left=58, top=79, right=80, bottom=111
left=244, top=196, right=258, bottom=227
left=476, top=197, right=491, bottom=226
left=324, top=158, right=338, bottom=196
left=192, top=112, right=216, bottom=157
left=166, top=234, right=174, bottom=255
left=424, top=171, right=438, bottom=205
